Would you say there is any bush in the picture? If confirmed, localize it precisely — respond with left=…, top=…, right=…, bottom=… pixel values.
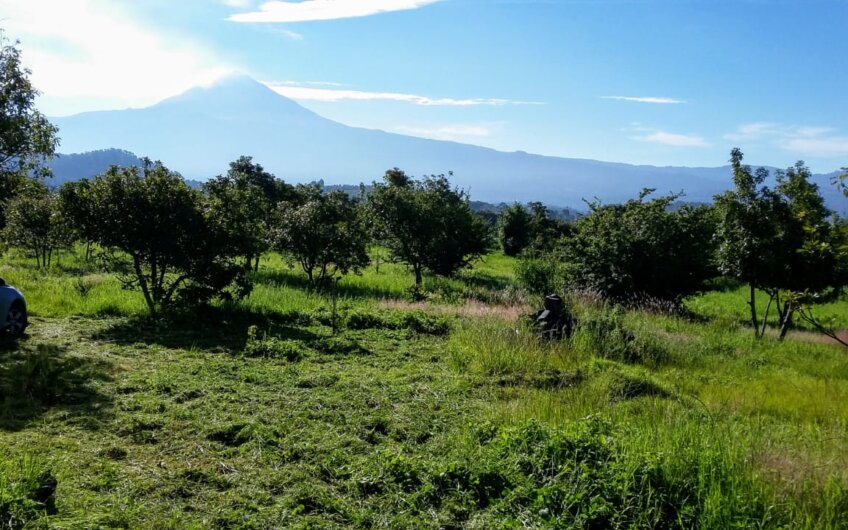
left=242, top=326, right=303, bottom=361
left=515, top=251, right=564, bottom=299
left=563, top=191, right=717, bottom=302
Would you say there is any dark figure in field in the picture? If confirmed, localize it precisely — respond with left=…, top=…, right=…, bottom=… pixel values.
left=535, top=294, right=576, bottom=340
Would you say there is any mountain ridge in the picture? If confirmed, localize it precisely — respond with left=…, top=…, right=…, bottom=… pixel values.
left=50, top=75, right=846, bottom=211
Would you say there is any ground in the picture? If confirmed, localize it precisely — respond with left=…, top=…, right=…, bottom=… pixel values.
left=1, top=249, right=847, bottom=528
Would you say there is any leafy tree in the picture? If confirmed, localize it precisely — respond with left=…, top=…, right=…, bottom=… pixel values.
left=203, top=169, right=269, bottom=271
left=497, top=202, right=570, bottom=257
left=834, top=167, right=848, bottom=199
left=715, top=150, right=848, bottom=338
left=0, top=33, right=59, bottom=227
left=59, top=179, right=99, bottom=260
left=77, top=160, right=250, bottom=315
left=562, top=189, right=717, bottom=303
left=498, top=203, right=532, bottom=256
left=270, top=186, right=371, bottom=286
left=369, top=169, right=489, bottom=289
left=3, top=181, right=70, bottom=268
left=213, top=157, right=299, bottom=270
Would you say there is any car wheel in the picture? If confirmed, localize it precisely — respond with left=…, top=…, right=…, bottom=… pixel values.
left=6, top=301, right=27, bottom=338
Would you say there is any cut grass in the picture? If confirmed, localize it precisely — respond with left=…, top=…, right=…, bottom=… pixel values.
left=1, top=248, right=848, bottom=527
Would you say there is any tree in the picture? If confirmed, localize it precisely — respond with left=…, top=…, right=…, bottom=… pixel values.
left=715, top=150, right=848, bottom=338
left=562, top=189, right=717, bottom=303
left=77, top=160, right=250, bottom=316
left=212, top=157, right=299, bottom=271
left=269, top=186, right=371, bottom=286
left=59, top=179, right=99, bottom=260
left=0, top=33, right=59, bottom=227
left=3, top=181, right=70, bottom=268
left=368, top=169, right=489, bottom=289
left=203, top=169, right=269, bottom=271
left=498, top=203, right=532, bottom=256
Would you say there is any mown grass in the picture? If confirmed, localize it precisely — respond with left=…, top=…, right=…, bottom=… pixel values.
left=1, top=247, right=847, bottom=528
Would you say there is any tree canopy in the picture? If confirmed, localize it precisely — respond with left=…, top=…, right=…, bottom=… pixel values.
left=369, top=169, right=489, bottom=288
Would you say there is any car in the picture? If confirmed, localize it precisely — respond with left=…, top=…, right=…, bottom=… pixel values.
left=0, top=278, right=27, bottom=338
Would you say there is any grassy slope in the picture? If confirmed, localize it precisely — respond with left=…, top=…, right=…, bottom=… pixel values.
left=1, top=247, right=847, bottom=528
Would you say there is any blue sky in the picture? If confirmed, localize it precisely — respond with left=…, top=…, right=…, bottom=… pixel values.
left=2, top=0, right=847, bottom=171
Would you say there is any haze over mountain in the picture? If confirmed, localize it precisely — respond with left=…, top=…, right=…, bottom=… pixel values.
left=51, top=75, right=845, bottom=211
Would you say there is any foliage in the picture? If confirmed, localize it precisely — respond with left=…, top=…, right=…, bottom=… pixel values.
left=369, top=168, right=489, bottom=287
left=562, top=189, right=717, bottom=302
left=715, top=150, right=848, bottom=338
left=0, top=33, right=59, bottom=228
left=515, top=249, right=564, bottom=299
left=70, top=160, right=251, bottom=315
left=497, top=202, right=571, bottom=257
left=270, top=186, right=371, bottom=286
left=203, top=164, right=269, bottom=270
left=2, top=181, right=70, bottom=268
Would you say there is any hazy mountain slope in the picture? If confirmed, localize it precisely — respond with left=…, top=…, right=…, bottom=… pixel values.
left=51, top=75, right=845, bottom=211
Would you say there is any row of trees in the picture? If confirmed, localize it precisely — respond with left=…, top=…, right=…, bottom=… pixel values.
left=3, top=158, right=490, bottom=314
left=518, top=149, right=848, bottom=340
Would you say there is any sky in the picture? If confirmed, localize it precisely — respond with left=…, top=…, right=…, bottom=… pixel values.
left=1, top=0, right=847, bottom=172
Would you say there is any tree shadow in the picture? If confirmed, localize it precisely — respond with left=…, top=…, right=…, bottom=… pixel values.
left=455, top=270, right=512, bottom=292
left=0, top=341, right=113, bottom=432
left=94, top=305, right=321, bottom=352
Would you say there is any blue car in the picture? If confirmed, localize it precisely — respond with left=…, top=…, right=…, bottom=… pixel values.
left=0, top=278, right=27, bottom=338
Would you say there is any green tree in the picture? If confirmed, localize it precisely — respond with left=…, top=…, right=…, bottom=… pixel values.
left=498, top=203, right=532, bottom=256
left=214, top=157, right=299, bottom=270
left=270, top=186, right=371, bottom=286
left=562, top=189, right=716, bottom=303
left=0, top=33, right=59, bottom=227
left=369, top=169, right=489, bottom=289
left=3, top=181, right=70, bottom=268
left=78, top=160, right=250, bottom=316
left=715, top=150, right=848, bottom=338
left=59, top=179, right=99, bottom=260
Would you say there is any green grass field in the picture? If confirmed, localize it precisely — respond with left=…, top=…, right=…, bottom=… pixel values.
left=2, top=247, right=848, bottom=528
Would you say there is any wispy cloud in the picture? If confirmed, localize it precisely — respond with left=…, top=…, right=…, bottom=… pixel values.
left=602, top=96, right=685, bottom=104
left=628, top=125, right=708, bottom=147
left=391, top=123, right=501, bottom=142
left=725, top=122, right=848, bottom=157
left=229, top=0, right=442, bottom=23
left=0, top=0, right=233, bottom=115
left=265, top=82, right=543, bottom=106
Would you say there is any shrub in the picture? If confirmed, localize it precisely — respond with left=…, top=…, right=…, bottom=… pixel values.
left=577, top=307, right=669, bottom=366
left=242, top=326, right=303, bottom=361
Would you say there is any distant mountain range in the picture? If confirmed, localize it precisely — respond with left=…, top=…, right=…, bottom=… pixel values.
left=49, top=75, right=846, bottom=212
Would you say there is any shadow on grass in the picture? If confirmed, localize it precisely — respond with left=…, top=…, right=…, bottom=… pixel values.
left=0, top=341, right=113, bottom=432
left=94, top=305, right=321, bottom=352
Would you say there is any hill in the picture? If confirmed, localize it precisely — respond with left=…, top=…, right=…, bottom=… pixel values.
left=51, top=75, right=845, bottom=211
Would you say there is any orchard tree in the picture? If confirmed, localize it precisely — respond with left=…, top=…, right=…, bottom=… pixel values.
left=715, top=150, right=848, bottom=338
left=498, top=203, right=532, bottom=256
left=562, top=189, right=717, bottom=303
left=215, top=156, right=299, bottom=270
left=3, top=181, right=70, bottom=268
left=270, top=186, right=370, bottom=286
left=78, top=160, right=251, bottom=316
left=0, top=33, right=59, bottom=227
left=369, top=169, right=489, bottom=289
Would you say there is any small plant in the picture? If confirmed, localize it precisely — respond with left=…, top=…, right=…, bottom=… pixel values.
left=0, top=455, right=57, bottom=528
left=242, top=325, right=303, bottom=361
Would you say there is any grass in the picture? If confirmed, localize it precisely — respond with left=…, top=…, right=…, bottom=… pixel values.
left=1, top=247, right=848, bottom=527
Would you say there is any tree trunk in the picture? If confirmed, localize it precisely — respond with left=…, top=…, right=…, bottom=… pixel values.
left=414, top=265, right=423, bottom=287
left=134, top=256, right=156, bottom=316
left=778, top=300, right=794, bottom=341
left=748, top=283, right=759, bottom=337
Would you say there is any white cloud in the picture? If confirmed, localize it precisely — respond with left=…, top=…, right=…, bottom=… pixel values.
left=277, top=29, right=305, bottom=41
left=725, top=122, right=848, bottom=158
left=630, top=127, right=709, bottom=147
left=0, top=0, right=234, bottom=115
left=229, top=0, right=442, bottom=23
left=265, top=82, right=543, bottom=106
left=392, top=123, right=500, bottom=142
left=220, top=0, right=254, bottom=7
left=602, top=96, right=685, bottom=104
